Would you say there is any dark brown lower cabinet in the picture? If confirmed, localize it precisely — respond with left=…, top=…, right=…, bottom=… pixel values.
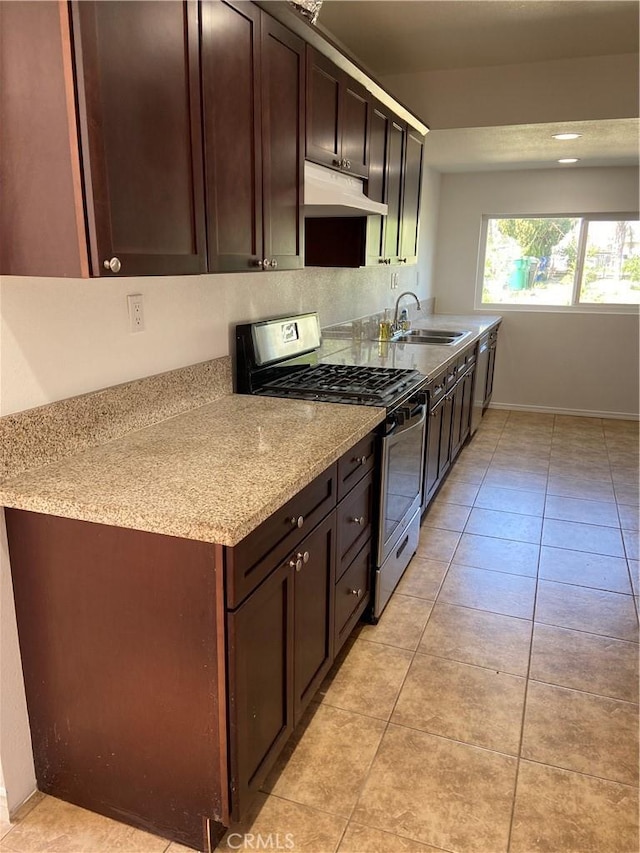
left=6, top=433, right=378, bottom=851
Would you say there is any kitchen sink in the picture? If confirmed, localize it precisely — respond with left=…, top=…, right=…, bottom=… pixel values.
left=393, top=328, right=472, bottom=345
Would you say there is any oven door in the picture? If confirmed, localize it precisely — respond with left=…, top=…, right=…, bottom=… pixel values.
left=378, top=394, right=427, bottom=567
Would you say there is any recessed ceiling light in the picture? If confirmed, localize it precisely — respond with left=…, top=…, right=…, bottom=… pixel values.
left=558, top=158, right=579, bottom=164
left=552, top=133, right=582, bottom=140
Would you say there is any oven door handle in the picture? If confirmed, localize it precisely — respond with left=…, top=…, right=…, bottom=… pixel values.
left=387, top=402, right=427, bottom=440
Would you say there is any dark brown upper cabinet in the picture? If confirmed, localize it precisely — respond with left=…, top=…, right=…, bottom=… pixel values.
left=72, top=1, right=207, bottom=277
left=365, top=102, right=424, bottom=267
left=306, top=47, right=370, bottom=179
left=202, top=0, right=304, bottom=273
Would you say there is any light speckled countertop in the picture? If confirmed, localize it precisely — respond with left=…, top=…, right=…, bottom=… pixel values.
left=321, top=313, right=501, bottom=378
left=0, top=395, right=384, bottom=546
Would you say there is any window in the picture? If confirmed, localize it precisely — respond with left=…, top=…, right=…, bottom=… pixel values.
left=479, top=214, right=640, bottom=309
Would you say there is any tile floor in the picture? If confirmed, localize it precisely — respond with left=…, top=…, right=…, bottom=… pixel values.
left=1, top=410, right=638, bottom=853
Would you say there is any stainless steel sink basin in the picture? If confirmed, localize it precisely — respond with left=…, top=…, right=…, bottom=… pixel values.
left=393, top=328, right=472, bottom=346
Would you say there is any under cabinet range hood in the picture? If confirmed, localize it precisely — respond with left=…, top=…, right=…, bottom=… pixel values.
left=303, top=161, right=388, bottom=217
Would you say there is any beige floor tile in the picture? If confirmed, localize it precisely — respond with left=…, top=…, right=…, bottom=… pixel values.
left=507, top=411, right=555, bottom=427
left=0, top=827, right=10, bottom=845
left=433, top=479, right=480, bottom=507
left=489, top=453, right=549, bottom=475
left=611, top=465, right=640, bottom=487
left=619, top=504, right=640, bottom=530
left=337, top=823, right=444, bottom=852
left=544, top=495, right=620, bottom=528
left=0, top=795, right=167, bottom=852
left=554, top=415, right=603, bottom=432
left=548, top=461, right=612, bottom=482
left=623, top=528, right=639, bottom=560
left=396, top=557, right=448, bottom=600
left=547, top=473, right=616, bottom=503
left=455, top=446, right=495, bottom=467
left=602, top=418, right=639, bottom=434
left=536, top=579, right=639, bottom=642
left=542, top=518, right=624, bottom=557
left=521, top=681, right=639, bottom=785
left=392, top=654, right=526, bottom=754
left=262, top=704, right=385, bottom=818
left=414, top=528, right=461, bottom=563
left=538, top=546, right=632, bottom=593
left=421, top=501, right=471, bottom=533
left=629, top=559, right=639, bottom=594
left=352, top=725, right=517, bottom=853
left=549, top=448, right=611, bottom=469
left=498, top=434, right=552, bottom=452
left=483, top=467, right=547, bottom=493
left=607, top=449, right=640, bottom=468
left=167, top=845, right=195, bottom=852
left=452, top=532, right=539, bottom=577
left=444, top=462, right=487, bottom=486
left=510, top=761, right=639, bottom=853
left=474, top=485, right=545, bottom=517
left=465, top=507, right=542, bottom=544
left=358, top=594, right=433, bottom=651
left=531, top=623, right=639, bottom=703
left=614, top=482, right=640, bottom=507
left=216, top=794, right=346, bottom=853
left=439, top=565, right=536, bottom=619
left=418, top=603, right=532, bottom=675
left=318, top=638, right=413, bottom=720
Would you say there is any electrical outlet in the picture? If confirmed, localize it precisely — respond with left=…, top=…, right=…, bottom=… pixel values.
left=390, top=272, right=399, bottom=290
left=127, top=294, right=144, bottom=333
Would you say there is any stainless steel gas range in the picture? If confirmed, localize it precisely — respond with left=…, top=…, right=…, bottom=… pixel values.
left=235, top=312, right=427, bottom=620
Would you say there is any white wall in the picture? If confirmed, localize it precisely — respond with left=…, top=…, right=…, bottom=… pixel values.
left=433, top=166, right=640, bottom=416
left=0, top=204, right=441, bottom=813
left=381, top=53, right=639, bottom=130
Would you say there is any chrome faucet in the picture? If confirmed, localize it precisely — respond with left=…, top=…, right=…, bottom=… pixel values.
left=393, top=291, right=421, bottom=331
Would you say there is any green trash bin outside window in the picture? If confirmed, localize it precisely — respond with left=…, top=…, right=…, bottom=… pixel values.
left=509, top=257, right=538, bottom=290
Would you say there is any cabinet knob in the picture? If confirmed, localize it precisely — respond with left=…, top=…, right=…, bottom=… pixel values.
left=103, top=257, right=121, bottom=273
left=360, top=455, right=367, bottom=465
left=384, top=258, right=391, bottom=265
left=350, top=588, right=363, bottom=598
left=351, top=516, right=365, bottom=526
left=291, top=550, right=310, bottom=572
left=290, top=516, right=304, bottom=529
left=262, top=258, right=271, bottom=269
left=271, top=258, right=278, bottom=269
left=399, top=257, right=407, bottom=264
left=333, top=158, right=342, bottom=167
left=253, top=259, right=264, bottom=268
left=345, top=159, right=351, bottom=170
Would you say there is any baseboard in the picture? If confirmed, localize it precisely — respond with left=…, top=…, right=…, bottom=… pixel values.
left=489, top=402, right=639, bottom=421
left=1, top=787, right=41, bottom=824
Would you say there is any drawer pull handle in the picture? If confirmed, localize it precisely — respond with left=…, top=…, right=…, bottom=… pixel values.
left=290, top=516, right=304, bottom=529
left=290, top=551, right=310, bottom=572
left=350, top=588, right=363, bottom=598
left=351, top=516, right=365, bottom=525
left=360, top=455, right=367, bottom=465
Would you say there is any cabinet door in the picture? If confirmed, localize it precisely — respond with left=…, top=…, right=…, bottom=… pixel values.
left=293, top=514, right=336, bottom=722
left=227, top=559, right=294, bottom=819
left=460, top=368, right=475, bottom=446
left=438, top=392, right=454, bottom=481
left=72, top=1, right=206, bottom=276
left=261, top=15, right=304, bottom=270
left=306, top=48, right=341, bottom=170
left=202, top=0, right=263, bottom=272
left=424, top=397, right=443, bottom=504
left=383, top=119, right=406, bottom=263
left=399, top=130, right=424, bottom=264
left=450, top=378, right=466, bottom=460
left=341, top=78, right=370, bottom=178
left=365, top=102, right=390, bottom=266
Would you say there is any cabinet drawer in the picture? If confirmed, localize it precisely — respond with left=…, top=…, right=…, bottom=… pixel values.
left=226, top=464, right=337, bottom=609
left=336, top=472, right=374, bottom=577
left=334, top=543, right=371, bottom=654
left=337, top=432, right=376, bottom=500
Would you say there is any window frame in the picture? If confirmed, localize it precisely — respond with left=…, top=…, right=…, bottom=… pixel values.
left=475, top=212, right=640, bottom=314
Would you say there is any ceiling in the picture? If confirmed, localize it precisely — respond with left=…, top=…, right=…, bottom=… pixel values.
left=318, top=1, right=639, bottom=75
left=316, top=1, right=640, bottom=172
